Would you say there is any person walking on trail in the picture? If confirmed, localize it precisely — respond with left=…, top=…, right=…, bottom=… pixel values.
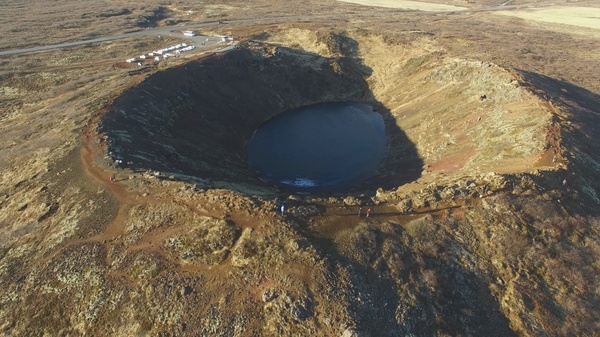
left=358, top=207, right=362, bottom=217
left=280, top=204, right=285, bottom=216
left=109, top=175, right=115, bottom=183
left=366, top=208, right=371, bottom=218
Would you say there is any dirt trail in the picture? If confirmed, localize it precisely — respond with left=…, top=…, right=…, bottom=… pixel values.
left=60, top=49, right=565, bottom=277
left=71, top=111, right=264, bottom=274
left=80, top=113, right=135, bottom=241
left=80, top=116, right=447, bottom=261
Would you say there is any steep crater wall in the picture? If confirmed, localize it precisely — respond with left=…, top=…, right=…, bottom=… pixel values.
left=268, top=31, right=552, bottom=185
left=101, top=32, right=551, bottom=194
left=101, top=39, right=422, bottom=193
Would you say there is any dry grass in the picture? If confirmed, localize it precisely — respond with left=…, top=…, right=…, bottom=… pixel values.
left=1, top=1, right=599, bottom=336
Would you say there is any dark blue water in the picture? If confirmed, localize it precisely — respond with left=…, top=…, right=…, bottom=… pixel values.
left=246, top=102, right=387, bottom=192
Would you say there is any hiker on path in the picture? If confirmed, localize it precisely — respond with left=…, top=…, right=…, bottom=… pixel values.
left=366, top=208, right=371, bottom=218
left=358, top=207, right=362, bottom=217
left=280, top=204, right=285, bottom=216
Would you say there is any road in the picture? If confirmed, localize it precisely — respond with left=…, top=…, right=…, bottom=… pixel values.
left=0, top=22, right=223, bottom=57
left=0, top=4, right=552, bottom=57
left=0, top=15, right=343, bottom=57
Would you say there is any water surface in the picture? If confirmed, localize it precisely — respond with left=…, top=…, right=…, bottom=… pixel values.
left=246, top=102, right=387, bottom=192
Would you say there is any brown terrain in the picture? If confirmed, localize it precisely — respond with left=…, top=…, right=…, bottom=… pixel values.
left=1, top=0, right=599, bottom=336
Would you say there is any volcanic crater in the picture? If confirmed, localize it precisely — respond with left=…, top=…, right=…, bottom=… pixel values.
left=101, top=31, right=550, bottom=195
left=3, top=22, right=600, bottom=337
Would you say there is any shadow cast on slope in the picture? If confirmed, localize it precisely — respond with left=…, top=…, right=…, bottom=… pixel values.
left=100, top=37, right=423, bottom=196
left=298, top=216, right=516, bottom=337
left=515, top=69, right=600, bottom=208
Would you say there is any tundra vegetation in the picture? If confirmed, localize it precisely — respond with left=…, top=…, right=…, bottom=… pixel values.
left=0, top=0, right=599, bottom=336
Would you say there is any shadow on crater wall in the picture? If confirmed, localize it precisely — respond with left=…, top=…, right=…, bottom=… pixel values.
left=515, top=69, right=600, bottom=207
left=100, top=39, right=423, bottom=195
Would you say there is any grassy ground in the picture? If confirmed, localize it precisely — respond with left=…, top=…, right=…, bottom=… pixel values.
left=0, top=1, right=599, bottom=336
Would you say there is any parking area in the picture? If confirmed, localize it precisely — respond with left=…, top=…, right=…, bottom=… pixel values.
left=123, top=31, right=233, bottom=67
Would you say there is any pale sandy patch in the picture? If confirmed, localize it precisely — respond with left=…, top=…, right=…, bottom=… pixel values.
left=338, top=0, right=466, bottom=12
left=496, top=7, right=600, bottom=30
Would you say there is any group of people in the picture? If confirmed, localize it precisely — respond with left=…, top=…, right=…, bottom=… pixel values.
left=357, top=207, right=372, bottom=218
